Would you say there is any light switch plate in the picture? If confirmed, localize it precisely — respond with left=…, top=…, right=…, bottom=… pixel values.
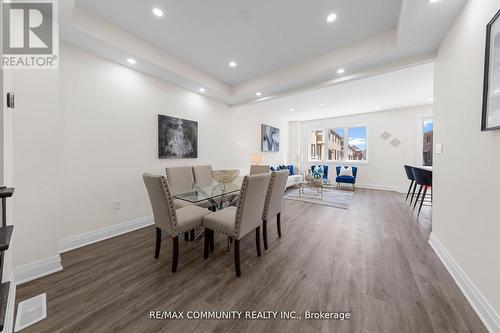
left=113, top=200, right=122, bottom=210
left=435, top=143, right=443, bottom=154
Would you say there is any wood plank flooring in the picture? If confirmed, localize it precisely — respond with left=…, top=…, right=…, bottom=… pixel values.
left=15, top=189, right=487, bottom=332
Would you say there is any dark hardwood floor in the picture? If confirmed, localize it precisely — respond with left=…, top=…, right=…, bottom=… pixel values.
left=15, top=189, right=486, bottom=332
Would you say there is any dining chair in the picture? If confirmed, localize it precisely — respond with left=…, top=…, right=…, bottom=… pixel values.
left=250, top=165, right=271, bottom=175
left=143, top=173, right=210, bottom=272
left=165, top=166, right=195, bottom=209
left=411, top=168, right=433, bottom=216
left=404, top=165, right=417, bottom=204
left=192, top=165, right=213, bottom=187
left=262, top=170, right=289, bottom=250
left=202, top=173, right=272, bottom=277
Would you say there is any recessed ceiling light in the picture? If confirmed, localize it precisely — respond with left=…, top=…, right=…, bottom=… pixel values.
left=429, top=0, right=439, bottom=3
left=127, top=58, right=136, bottom=65
left=375, top=106, right=380, bottom=109
left=256, top=92, right=262, bottom=97
left=199, top=87, right=206, bottom=93
left=337, top=68, right=345, bottom=74
left=229, top=61, right=237, bottom=68
left=326, top=13, right=337, bottom=23
left=152, top=8, right=164, bottom=17
left=320, top=103, right=325, bottom=107
left=290, top=108, right=295, bottom=112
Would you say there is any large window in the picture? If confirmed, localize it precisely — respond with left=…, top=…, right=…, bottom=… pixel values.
left=309, top=130, right=324, bottom=160
left=311, top=126, right=367, bottom=162
left=422, top=120, right=433, bottom=166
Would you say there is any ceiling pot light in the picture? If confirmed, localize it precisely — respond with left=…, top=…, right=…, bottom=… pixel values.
left=199, top=88, right=206, bottom=92
left=326, top=13, right=337, bottom=23
left=337, top=68, right=345, bottom=74
left=127, top=58, right=136, bottom=65
left=429, top=0, right=439, bottom=3
left=320, top=104, right=325, bottom=107
left=229, top=61, right=237, bottom=68
left=152, top=8, right=164, bottom=17
left=256, top=92, right=262, bottom=97
left=290, top=108, right=295, bottom=112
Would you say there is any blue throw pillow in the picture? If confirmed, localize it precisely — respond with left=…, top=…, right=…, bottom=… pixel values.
left=270, top=166, right=276, bottom=172
left=288, top=165, right=294, bottom=176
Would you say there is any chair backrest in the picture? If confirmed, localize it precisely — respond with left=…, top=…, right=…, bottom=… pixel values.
left=335, top=166, right=358, bottom=179
left=404, top=165, right=415, bottom=181
left=234, top=173, right=271, bottom=239
left=165, top=166, right=194, bottom=193
left=143, top=173, right=177, bottom=235
left=192, top=165, right=213, bottom=186
left=250, top=165, right=271, bottom=175
left=311, top=165, right=329, bottom=180
left=263, top=170, right=289, bottom=220
left=412, top=168, right=432, bottom=186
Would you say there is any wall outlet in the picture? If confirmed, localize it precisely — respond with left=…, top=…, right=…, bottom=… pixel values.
left=435, top=143, right=443, bottom=154
left=113, top=200, right=123, bottom=210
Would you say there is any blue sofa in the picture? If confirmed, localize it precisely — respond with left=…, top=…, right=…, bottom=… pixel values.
left=335, top=166, right=358, bottom=189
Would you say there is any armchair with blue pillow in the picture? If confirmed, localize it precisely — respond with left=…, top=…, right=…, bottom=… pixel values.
left=310, top=165, right=329, bottom=183
left=335, top=166, right=358, bottom=190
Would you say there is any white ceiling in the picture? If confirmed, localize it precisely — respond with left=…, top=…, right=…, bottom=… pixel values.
left=61, top=0, right=465, bottom=105
left=253, top=62, right=434, bottom=121
left=76, top=0, right=402, bottom=85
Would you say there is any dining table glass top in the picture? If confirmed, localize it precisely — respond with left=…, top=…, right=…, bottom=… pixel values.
left=173, top=177, right=244, bottom=203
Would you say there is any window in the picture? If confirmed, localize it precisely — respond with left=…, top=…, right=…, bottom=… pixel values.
left=309, top=130, right=324, bottom=160
left=422, top=120, right=433, bottom=166
left=323, top=126, right=367, bottom=162
left=347, top=127, right=367, bottom=161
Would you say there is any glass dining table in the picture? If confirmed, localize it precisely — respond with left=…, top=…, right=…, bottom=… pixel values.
left=173, top=177, right=244, bottom=210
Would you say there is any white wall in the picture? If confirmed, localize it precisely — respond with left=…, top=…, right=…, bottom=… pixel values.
left=297, top=105, right=433, bottom=192
left=8, top=43, right=289, bottom=267
left=433, top=0, right=500, bottom=325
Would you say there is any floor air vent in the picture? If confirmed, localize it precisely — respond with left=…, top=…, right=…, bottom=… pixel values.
left=14, top=293, right=47, bottom=332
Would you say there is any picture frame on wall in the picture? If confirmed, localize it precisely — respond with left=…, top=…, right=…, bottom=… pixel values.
left=158, top=114, right=198, bottom=159
left=261, top=124, right=280, bottom=152
left=482, top=9, right=500, bottom=131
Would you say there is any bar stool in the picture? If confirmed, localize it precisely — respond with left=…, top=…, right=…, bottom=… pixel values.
left=403, top=165, right=417, bottom=204
left=411, top=168, right=432, bottom=216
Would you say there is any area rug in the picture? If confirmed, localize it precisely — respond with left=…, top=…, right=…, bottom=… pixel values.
left=284, top=187, right=353, bottom=209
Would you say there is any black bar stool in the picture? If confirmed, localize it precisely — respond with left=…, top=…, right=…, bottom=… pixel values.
left=403, top=165, right=417, bottom=204
left=411, top=168, right=432, bottom=216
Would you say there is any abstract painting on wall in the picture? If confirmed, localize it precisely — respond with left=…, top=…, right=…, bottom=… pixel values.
left=261, top=124, right=280, bottom=152
left=158, top=115, right=198, bottom=159
left=482, top=10, right=500, bottom=131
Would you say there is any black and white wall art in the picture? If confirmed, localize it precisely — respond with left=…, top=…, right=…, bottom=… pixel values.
left=158, top=114, right=198, bottom=159
left=482, top=10, right=500, bottom=131
left=261, top=124, right=280, bottom=152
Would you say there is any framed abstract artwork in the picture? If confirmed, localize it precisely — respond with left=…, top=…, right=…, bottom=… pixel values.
left=261, top=124, right=280, bottom=152
left=158, top=115, right=198, bottom=159
left=482, top=9, right=500, bottom=131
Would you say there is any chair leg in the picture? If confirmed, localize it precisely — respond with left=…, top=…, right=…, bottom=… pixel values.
left=190, top=229, right=195, bottom=241
left=256, top=226, right=261, bottom=257
left=410, top=182, right=418, bottom=206
left=405, top=180, right=414, bottom=201
left=184, top=232, right=189, bottom=241
left=155, top=227, right=161, bottom=259
left=418, top=186, right=428, bottom=216
left=413, top=185, right=423, bottom=211
left=277, top=212, right=282, bottom=238
left=234, top=239, right=241, bottom=277
left=172, top=236, right=179, bottom=273
left=203, top=229, right=210, bottom=259
left=209, top=230, right=214, bottom=252
left=263, top=220, right=268, bottom=250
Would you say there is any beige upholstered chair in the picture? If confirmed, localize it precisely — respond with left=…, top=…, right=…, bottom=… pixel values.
left=262, top=170, right=289, bottom=250
left=143, top=173, right=210, bottom=272
left=203, top=173, right=271, bottom=277
left=250, top=165, right=271, bottom=175
left=192, top=165, right=213, bottom=187
left=165, top=166, right=195, bottom=210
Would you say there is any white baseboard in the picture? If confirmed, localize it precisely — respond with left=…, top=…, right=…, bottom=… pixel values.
left=429, top=232, right=500, bottom=333
left=354, top=183, right=406, bottom=193
left=13, top=256, right=63, bottom=286
left=58, top=215, right=153, bottom=254
left=1, top=273, right=17, bottom=333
